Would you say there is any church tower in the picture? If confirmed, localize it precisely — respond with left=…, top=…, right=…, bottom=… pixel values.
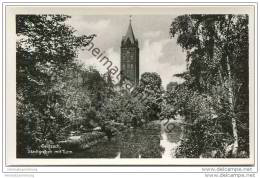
left=120, top=17, right=139, bottom=84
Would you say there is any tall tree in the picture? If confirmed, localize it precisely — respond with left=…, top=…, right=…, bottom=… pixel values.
left=170, top=14, right=249, bottom=157
left=133, top=72, right=163, bottom=122
left=16, top=15, right=94, bottom=157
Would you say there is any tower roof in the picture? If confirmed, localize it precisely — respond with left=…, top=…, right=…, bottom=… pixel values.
left=122, top=18, right=136, bottom=44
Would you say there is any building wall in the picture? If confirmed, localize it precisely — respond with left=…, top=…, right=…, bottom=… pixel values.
left=120, top=42, right=139, bottom=84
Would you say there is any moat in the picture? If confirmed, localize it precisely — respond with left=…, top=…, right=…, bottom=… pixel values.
left=68, top=121, right=182, bottom=158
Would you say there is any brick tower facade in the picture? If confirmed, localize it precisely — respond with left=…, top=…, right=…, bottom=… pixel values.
left=120, top=18, right=139, bottom=84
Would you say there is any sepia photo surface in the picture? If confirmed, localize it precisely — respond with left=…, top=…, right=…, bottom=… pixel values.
left=5, top=5, right=255, bottom=165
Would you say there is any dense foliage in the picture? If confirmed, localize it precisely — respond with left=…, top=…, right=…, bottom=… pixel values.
left=16, top=15, right=164, bottom=157
left=16, top=15, right=94, bottom=157
left=167, top=14, right=249, bottom=158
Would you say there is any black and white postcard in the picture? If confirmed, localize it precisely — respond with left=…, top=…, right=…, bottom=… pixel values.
left=3, top=4, right=255, bottom=166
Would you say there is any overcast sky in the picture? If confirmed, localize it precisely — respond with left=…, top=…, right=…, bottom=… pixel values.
left=66, top=15, right=187, bottom=88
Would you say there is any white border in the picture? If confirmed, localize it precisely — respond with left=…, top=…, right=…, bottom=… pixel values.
left=1, top=1, right=258, bottom=173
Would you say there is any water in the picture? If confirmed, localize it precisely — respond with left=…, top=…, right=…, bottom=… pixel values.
left=160, top=125, right=182, bottom=158
left=68, top=121, right=182, bottom=158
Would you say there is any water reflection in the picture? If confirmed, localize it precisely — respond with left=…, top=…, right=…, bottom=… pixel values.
left=160, top=126, right=182, bottom=158
left=69, top=125, right=181, bottom=158
left=118, top=129, right=162, bottom=158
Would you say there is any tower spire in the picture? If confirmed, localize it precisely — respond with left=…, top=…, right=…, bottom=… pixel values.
left=123, top=15, right=136, bottom=44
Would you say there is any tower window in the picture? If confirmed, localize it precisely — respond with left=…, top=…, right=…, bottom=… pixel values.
left=122, top=64, right=126, bottom=70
